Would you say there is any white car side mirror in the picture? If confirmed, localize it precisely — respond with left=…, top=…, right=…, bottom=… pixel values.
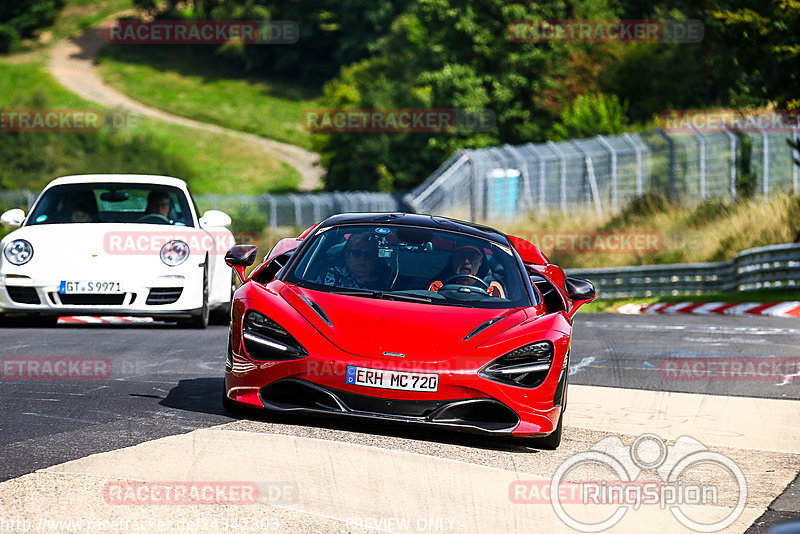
left=0, top=208, right=25, bottom=227
left=199, top=210, right=232, bottom=228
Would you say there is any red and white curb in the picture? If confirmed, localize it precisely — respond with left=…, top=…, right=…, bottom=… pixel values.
left=58, top=316, right=154, bottom=324
left=617, top=301, right=800, bottom=317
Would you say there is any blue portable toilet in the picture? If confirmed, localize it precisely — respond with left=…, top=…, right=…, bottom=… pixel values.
left=488, top=168, right=521, bottom=220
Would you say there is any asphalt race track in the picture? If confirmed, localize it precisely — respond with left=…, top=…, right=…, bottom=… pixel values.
left=0, top=313, right=798, bottom=533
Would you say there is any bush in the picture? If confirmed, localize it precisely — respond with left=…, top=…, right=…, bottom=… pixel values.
left=547, top=93, right=629, bottom=141
left=734, top=132, right=757, bottom=200
left=0, top=24, right=18, bottom=53
left=0, top=91, right=194, bottom=191
left=0, top=0, right=65, bottom=50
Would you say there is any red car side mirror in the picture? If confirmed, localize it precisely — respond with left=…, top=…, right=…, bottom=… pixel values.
left=225, top=245, right=258, bottom=282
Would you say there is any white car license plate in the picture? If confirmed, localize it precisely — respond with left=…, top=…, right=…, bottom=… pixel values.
left=345, top=365, right=438, bottom=392
left=59, top=281, right=123, bottom=294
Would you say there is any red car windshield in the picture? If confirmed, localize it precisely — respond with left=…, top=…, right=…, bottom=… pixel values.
left=285, top=224, right=533, bottom=309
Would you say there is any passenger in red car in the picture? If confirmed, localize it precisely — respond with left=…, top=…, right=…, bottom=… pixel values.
left=429, top=245, right=505, bottom=297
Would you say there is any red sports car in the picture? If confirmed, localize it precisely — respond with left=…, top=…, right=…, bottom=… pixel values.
left=222, top=213, right=595, bottom=448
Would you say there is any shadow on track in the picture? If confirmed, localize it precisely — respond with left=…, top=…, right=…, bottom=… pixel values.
left=160, top=377, right=544, bottom=454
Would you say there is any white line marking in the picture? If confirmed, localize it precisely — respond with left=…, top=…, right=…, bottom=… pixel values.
left=20, top=412, right=101, bottom=424
left=569, top=356, right=595, bottom=376
left=776, top=369, right=800, bottom=387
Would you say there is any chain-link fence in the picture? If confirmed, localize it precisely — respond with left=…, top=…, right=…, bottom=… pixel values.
left=406, top=125, right=800, bottom=222
left=193, top=191, right=405, bottom=229
left=3, top=120, right=799, bottom=229
left=0, top=189, right=403, bottom=230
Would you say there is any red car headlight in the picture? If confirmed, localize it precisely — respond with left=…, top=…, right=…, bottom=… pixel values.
left=242, top=310, right=307, bottom=361
left=479, top=341, right=554, bottom=388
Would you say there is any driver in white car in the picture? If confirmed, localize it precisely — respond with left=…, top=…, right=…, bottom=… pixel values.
left=145, top=191, right=171, bottom=218
left=428, top=245, right=505, bottom=297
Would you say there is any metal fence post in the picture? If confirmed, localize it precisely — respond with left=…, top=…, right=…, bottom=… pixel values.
left=688, top=124, right=707, bottom=200
left=466, top=150, right=479, bottom=222
left=268, top=196, right=277, bottom=228
left=546, top=141, right=567, bottom=213
left=528, top=143, right=547, bottom=213
left=24, top=190, right=36, bottom=210
left=720, top=123, right=738, bottom=200
left=622, top=133, right=644, bottom=196
left=754, top=123, right=769, bottom=196
left=571, top=141, right=603, bottom=216
left=793, top=126, right=799, bottom=194
left=596, top=135, right=618, bottom=210
left=655, top=128, right=676, bottom=200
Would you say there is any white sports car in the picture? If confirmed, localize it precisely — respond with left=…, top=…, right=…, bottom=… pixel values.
left=0, top=174, right=235, bottom=328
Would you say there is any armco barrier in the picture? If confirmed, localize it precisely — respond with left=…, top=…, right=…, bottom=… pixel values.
left=565, top=243, right=800, bottom=299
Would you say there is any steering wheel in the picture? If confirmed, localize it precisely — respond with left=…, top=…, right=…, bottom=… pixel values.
left=138, top=213, right=171, bottom=224
left=443, top=273, right=490, bottom=290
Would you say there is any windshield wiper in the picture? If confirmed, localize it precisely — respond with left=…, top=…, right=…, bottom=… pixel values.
left=331, top=289, right=432, bottom=304
left=380, top=291, right=432, bottom=303
left=330, top=288, right=376, bottom=297
left=431, top=299, right=476, bottom=308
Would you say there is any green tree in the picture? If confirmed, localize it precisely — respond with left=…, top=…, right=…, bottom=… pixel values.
left=316, top=0, right=570, bottom=191
left=547, top=93, right=628, bottom=140
left=709, top=1, right=800, bottom=109
left=0, top=0, right=65, bottom=53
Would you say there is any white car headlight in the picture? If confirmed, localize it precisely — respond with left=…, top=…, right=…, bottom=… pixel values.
left=4, top=239, right=33, bottom=265
left=160, top=240, right=189, bottom=266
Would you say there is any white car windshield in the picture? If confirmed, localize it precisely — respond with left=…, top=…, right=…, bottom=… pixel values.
left=284, top=224, right=533, bottom=309
left=26, top=183, right=194, bottom=227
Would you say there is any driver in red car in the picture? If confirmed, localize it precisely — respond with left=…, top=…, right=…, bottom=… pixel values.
left=428, top=245, right=505, bottom=297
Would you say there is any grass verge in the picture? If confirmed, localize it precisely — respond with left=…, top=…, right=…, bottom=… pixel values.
left=95, top=44, right=320, bottom=150
left=505, top=192, right=800, bottom=270
left=0, top=61, right=300, bottom=195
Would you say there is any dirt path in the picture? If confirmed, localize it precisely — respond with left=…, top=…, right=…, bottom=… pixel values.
left=48, top=28, right=323, bottom=190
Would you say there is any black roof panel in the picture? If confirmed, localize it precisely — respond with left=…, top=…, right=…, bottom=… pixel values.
left=317, top=212, right=510, bottom=245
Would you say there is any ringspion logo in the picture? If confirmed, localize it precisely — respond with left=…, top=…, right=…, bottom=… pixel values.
left=538, top=433, right=747, bottom=532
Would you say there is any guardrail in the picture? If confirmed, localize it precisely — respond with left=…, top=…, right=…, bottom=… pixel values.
left=565, top=243, right=800, bottom=299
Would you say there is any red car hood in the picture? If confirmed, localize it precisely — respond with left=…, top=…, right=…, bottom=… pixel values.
left=281, top=285, right=528, bottom=362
